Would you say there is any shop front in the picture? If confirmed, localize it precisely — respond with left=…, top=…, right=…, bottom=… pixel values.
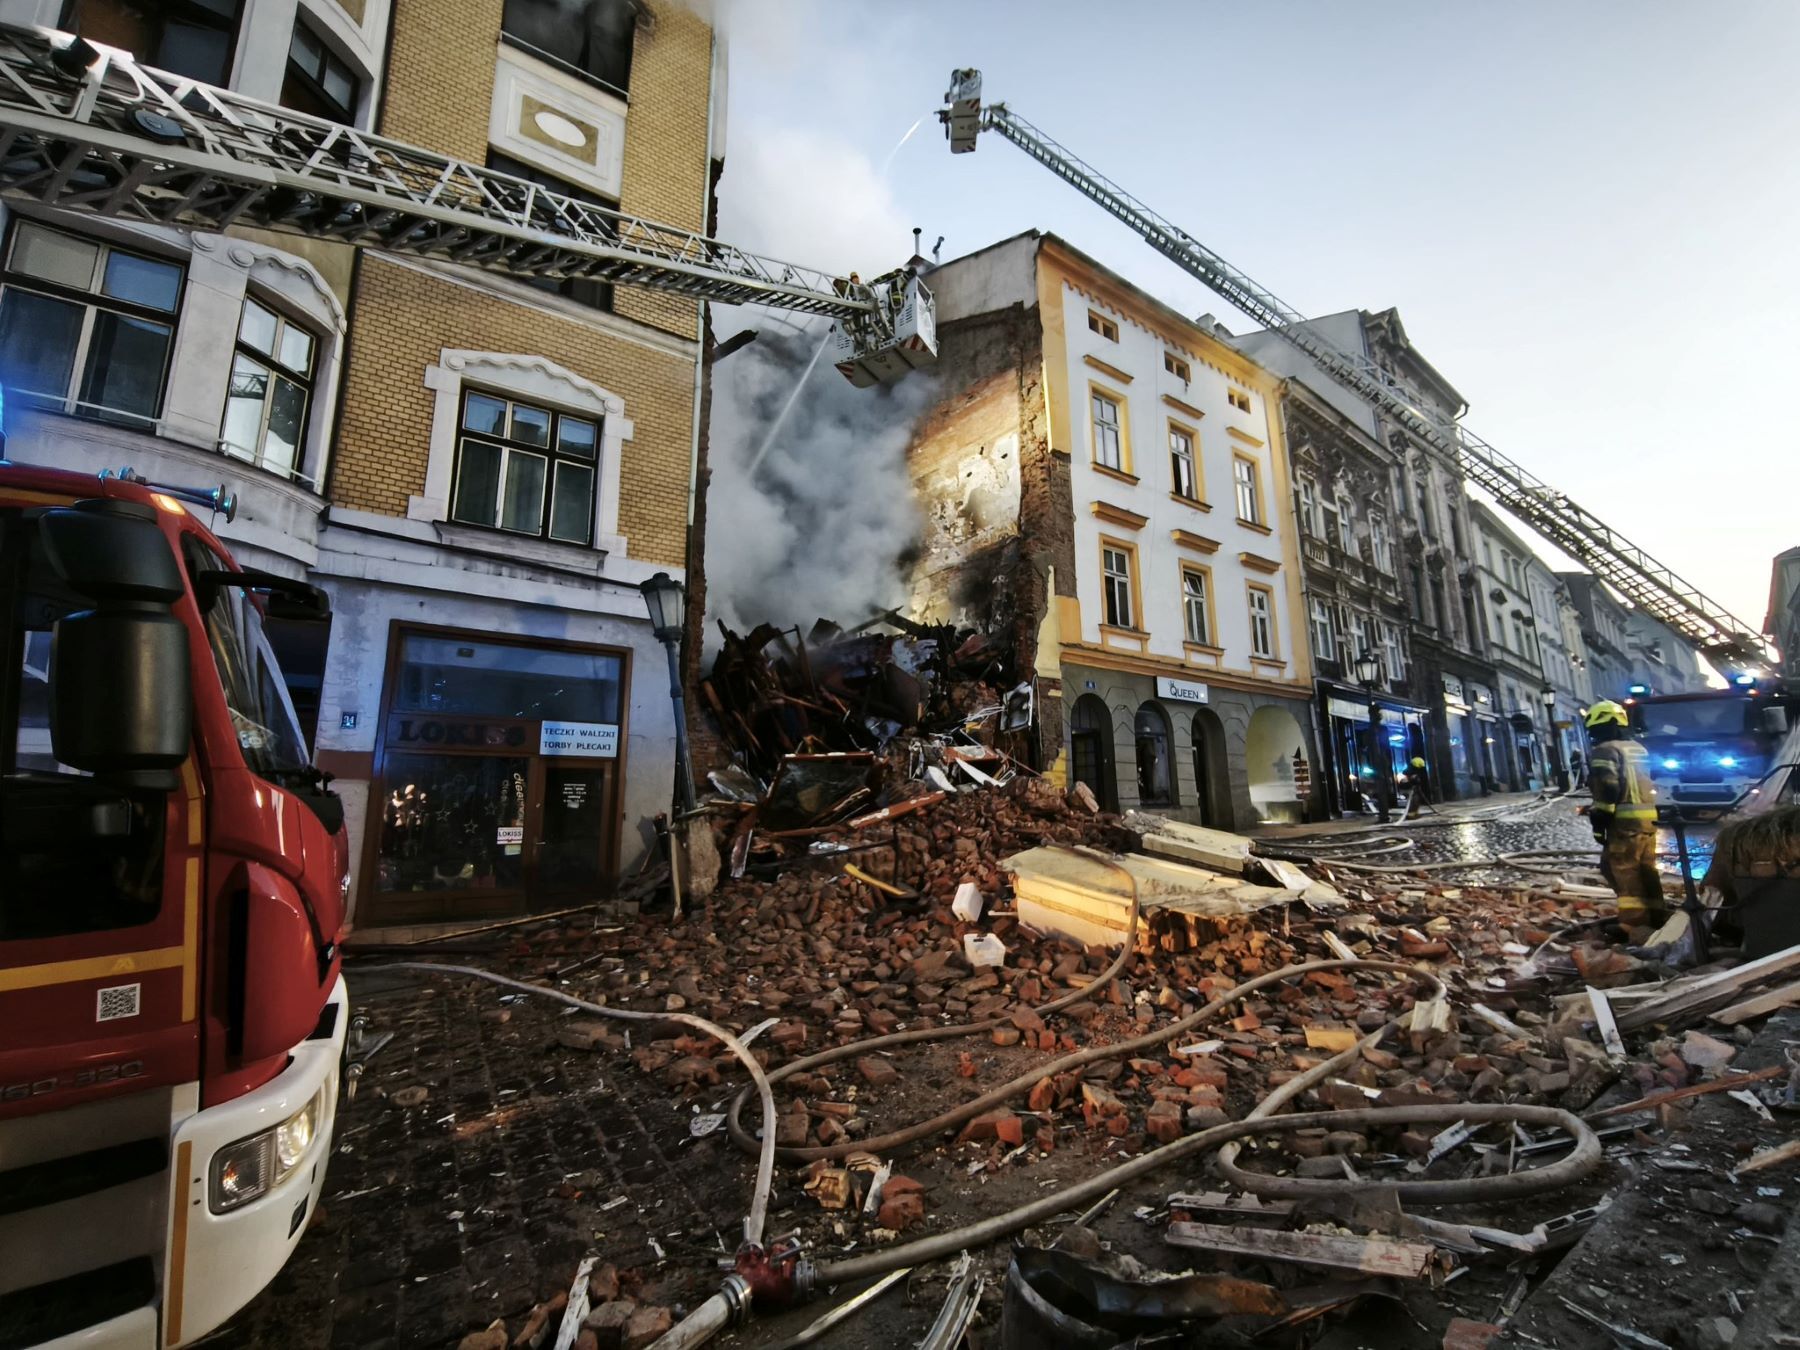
left=360, top=625, right=630, bottom=925
left=1318, top=681, right=1430, bottom=816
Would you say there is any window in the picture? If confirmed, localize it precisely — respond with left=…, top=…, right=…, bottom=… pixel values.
left=1227, top=387, right=1251, bottom=413
left=451, top=389, right=601, bottom=543
left=181, top=536, right=312, bottom=779
left=1182, top=566, right=1213, bottom=646
left=1370, top=514, right=1393, bottom=573
left=283, top=18, right=360, bottom=123
left=1415, top=479, right=1436, bottom=538
left=1310, top=597, right=1334, bottom=661
left=1298, top=477, right=1319, bottom=535
left=1091, top=389, right=1125, bottom=471
left=1337, top=499, right=1355, bottom=551
left=1248, top=585, right=1276, bottom=659
left=1232, top=454, right=1261, bottom=523
left=1087, top=309, right=1119, bottom=342
left=485, top=152, right=617, bottom=312
left=64, top=0, right=244, bottom=85
left=219, top=298, right=316, bottom=481
left=1320, top=498, right=1340, bottom=547
left=1429, top=574, right=1448, bottom=633
left=1164, top=351, right=1190, bottom=382
left=1102, top=543, right=1135, bottom=629
left=1168, top=423, right=1198, bottom=500
left=1512, top=616, right=1529, bottom=655
left=1352, top=614, right=1373, bottom=667
left=501, top=0, right=637, bottom=95
left=1384, top=623, right=1406, bottom=681
left=3, top=508, right=167, bottom=941
left=0, top=221, right=182, bottom=426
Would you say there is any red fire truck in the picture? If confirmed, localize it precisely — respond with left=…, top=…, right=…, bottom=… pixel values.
left=1, top=460, right=348, bottom=1348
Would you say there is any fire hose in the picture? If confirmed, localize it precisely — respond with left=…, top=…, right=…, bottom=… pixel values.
left=376, top=963, right=781, bottom=1252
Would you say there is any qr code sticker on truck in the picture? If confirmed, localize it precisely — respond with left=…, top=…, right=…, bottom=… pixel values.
left=97, top=984, right=141, bottom=1022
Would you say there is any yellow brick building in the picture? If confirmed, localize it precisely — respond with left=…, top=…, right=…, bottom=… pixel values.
left=309, top=0, right=723, bottom=927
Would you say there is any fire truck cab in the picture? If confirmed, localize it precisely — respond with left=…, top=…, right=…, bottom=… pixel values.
left=1, top=460, right=348, bottom=1348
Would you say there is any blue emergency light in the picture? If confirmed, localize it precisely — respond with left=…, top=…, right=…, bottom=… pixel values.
left=1719, top=755, right=1739, bottom=768
left=1661, top=757, right=1682, bottom=771
left=1733, top=673, right=1757, bottom=687
left=1628, top=683, right=1650, bottom=697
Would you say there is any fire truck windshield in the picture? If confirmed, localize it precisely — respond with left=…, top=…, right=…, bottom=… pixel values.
left=1638, top=698, right=1753, bottom=739
left=182, top=536, right=312, bottom=780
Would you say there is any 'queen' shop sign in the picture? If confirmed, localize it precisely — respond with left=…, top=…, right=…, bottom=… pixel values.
left=539, top=720, right=619, bottom=757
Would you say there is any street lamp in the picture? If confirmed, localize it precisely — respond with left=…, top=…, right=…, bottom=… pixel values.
left=1541, top=685, right=1568, bottom=792
left=1353, top=648, right=1390, bottom=824
left=639, top=571, right=697, bottom=814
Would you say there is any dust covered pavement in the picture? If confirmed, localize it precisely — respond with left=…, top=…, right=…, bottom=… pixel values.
left=216, top=777, right=1800, bottom=1349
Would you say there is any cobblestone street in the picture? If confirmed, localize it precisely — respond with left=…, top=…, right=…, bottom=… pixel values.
left=217, top=966, right=748, bottom=1350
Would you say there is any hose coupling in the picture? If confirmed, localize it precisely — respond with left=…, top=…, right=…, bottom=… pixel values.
left=733, top=1238, right=816, bottom=1309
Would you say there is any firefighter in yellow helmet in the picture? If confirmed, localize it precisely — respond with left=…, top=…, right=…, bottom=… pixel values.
left=1584, top=700, right=1665, bottom=930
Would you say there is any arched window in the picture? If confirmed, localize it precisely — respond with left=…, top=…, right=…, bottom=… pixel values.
left=1134, top=702, right=1174, bottom=808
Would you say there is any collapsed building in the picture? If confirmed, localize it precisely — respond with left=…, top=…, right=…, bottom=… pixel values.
left=897, top=231, right=1321, bottom=830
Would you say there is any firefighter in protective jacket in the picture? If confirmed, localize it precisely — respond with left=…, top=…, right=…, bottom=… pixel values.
left=1584, top=700, right=1664, bottom=928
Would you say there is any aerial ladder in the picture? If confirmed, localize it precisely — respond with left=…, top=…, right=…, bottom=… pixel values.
left=0, top=26, right=936, bottom=387
left=940, top=70, right=1774, bottom=672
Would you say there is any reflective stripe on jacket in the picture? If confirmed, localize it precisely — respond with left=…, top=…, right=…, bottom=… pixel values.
left=1589, top=739, right=1657, bottom=823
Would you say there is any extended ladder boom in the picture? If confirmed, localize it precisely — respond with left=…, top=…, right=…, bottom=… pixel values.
left=940, top=69, right=1769, bottom=667
left=0, top=26, right=936, bottom=385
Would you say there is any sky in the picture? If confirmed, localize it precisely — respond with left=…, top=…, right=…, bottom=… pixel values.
left=707, top=0, right=1800, bottom=638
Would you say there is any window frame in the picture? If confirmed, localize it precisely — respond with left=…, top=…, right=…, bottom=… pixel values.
left=62, top=0, right=245, bottom=85
left=1086, top=309, right=1119, bottom=343
left=1167, top=419, right=1200, bottom=502
left=1370, top=512, right=1392, bottom=573
left=1383, top=621, right=1406, bottom=682
left=1231, top=452, right=1263, bottom=525
left=499, top=0, right=637, bottom=97
left=1099, top=535, right=1141, bottom=633
left=449, top=387, right=602, bottom=546
left=0, top=218, right=185, bottom=428
left=1247, top=582, right=1278, bottom=660
left=283, top=15, right=361, bottom=124
left=1181, top=562, right=1216, bottom=649
left=1310, top=596, right=1334, bottom=662
left=218, top=295, right=319, bottom=484
left=1227, top=386, right=1252, bottom=414
left=1089, top=383, right=1130, bottom=475
left=1163, top=350, right=1190, bottom=382
left=484, top=151, right=618, bottom=313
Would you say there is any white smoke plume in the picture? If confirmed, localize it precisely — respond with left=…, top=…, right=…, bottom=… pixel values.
left=703, top=318, right=932, bottom=641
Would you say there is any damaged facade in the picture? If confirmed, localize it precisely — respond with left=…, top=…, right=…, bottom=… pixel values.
left=905, top=232, right=1318, bottom=829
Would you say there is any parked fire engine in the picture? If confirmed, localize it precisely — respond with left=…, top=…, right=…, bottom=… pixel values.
left=2, top=460, right=346, bottom=1347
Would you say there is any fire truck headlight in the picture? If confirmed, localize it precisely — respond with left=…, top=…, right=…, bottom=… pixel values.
left=276, top=1092, right=320, bottom=1171
left=210, top=1089, right=324, bottom=1212
left=210, top=1132, right=275, bottom=1212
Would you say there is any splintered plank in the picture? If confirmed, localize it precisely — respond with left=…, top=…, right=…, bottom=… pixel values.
left=1164, top=1221, right=1437, bottom=1279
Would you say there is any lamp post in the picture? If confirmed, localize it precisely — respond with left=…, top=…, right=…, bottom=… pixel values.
left=1541, top=685, right=1568, bottom=792
left=639, top=571, right=697, bottom=814
left=1353, top=649, right=1390, bottom=824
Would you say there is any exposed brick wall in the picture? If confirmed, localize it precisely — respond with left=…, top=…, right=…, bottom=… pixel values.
left=378, top=0, right=709, bottom=342
left=334, top=256, right=696, bottom=568
left=380, top=0, right=502, bottom=164
left=336, top=0, right=717, bottom=572
left=611, top=1, right=711, bottom=340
